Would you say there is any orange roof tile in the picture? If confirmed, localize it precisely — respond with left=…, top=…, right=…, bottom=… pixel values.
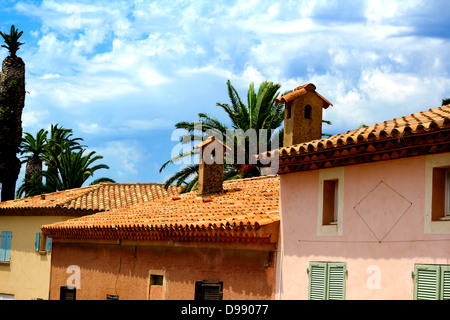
left=41, top=176, right=280, bottom=243
left=275, top=83, right=333, bottom=108
left=0, top=183, right=180, bottom=216
left=267, top=105, right=450, bottom=174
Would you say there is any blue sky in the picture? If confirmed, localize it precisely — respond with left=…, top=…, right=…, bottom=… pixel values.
left=1, top=0, right=450, bottom=187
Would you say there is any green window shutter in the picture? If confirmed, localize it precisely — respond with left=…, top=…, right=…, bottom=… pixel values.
left=35, top=232, right=41, bottom=251
left=46, top=237, right=52, bottom=252
left=0, top=232, right=6, bottom=261
left=327, top=263, right=346, bottom=300
left=414, top=264, right=440, bottom=300
left=308, top=262, right=327, bottom=300
left=0, top=232, right=12, bottom=262
left=440, top=265, right=450, bottom=300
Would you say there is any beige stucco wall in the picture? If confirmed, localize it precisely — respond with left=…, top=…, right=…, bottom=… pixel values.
left=0, top=215, right=74, bottom=300
left=278, top=154, right=450, bottom=300
left=49, top=241, right=277, bottom=300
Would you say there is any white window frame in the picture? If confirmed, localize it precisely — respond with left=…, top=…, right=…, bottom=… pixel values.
left=424, top=154, right=450, bottom=234
left=445, top=169, right=450, bottom=218
left=318, top=167, right=344, bottom=236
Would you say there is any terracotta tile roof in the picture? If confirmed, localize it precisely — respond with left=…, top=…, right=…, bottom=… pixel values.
left=275, top=83, right=333, bottom=109
left=41, top=175, right=280, bottom=243
left=271, top=105, right=450, bottom=174
left=0, top=183, right=180, bottom=216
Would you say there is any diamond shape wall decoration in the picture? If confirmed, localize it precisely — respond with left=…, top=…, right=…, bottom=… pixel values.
left=354, top=181, right=412, bottom=242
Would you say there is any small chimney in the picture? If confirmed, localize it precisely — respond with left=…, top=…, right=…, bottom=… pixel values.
left=193, top=136, right=230, bottom=196
left=276, top=83, right=333, bottom=147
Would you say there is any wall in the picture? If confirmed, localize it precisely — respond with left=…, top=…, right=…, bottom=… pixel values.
left=49, top=241, right=277, bottom=300
left=278, top=155, right=450, bottom=300
left=0, top=215, right=73, bottom=300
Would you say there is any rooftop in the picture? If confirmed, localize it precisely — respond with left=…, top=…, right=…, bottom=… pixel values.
left=0, top=183, right=180, bottom=216
left=41, top=175, right=280, bottom=243
left=268, top=104, right=450, bottom=174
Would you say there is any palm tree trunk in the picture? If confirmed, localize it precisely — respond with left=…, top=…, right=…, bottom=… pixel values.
left=25, top=154, right=43, bottom=183
left=0, top=56, right=26, bottom=201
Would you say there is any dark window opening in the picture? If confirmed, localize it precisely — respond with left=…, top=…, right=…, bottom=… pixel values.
left=150, top=274, right=164, bottom=286
left=305, top=105, right=312, bottom=119
left=60, top=286, right=76, bottom=300
left=323, top=179, right=338, bottom=225
left=432, top=167, right=450, bottom=221
left=286, top=103, right=291, bottom=119
left=195, top=280, right=223, bottom=300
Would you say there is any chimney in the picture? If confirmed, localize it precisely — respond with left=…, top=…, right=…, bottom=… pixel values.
left=276, top=83, right=333, bottom=147
left=193, top=136, right=230, bottom=196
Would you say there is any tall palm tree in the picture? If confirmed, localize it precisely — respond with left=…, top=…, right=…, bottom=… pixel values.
left=160, top=80, right=285, bottom=192
left=17, top=147, right=113, bottom=197
left=16, top=124, right=115, bottom=198
left=20, top=129, right=48, bottom=183
left=43, top=124, right=85, bottom=192
left=0, top=25, right=26, bottom=201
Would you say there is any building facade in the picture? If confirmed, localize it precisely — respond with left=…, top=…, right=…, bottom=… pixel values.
left=273, top=84, right=450, bottom=300
left=42, top=176, right=280, bottom=300
left=0, top=183, right=178, bottom=300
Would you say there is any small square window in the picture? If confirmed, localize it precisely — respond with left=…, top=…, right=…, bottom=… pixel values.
left=150, top=274, right=164, bottom=286
left=60, top=286, right=76, bottom=300
left=195, top=280, right=223, bottom=300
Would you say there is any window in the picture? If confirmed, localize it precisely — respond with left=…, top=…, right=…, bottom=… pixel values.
left=425, top=154, right=450, bottom=234
left=286, top=104, right=292, bottom=119
left=318, top=168, right=344, bottom=236
left=322, top=179, right=338, bottom=225
left=446, top=169, right=450, bottom=219
left=0, top=294, right=14, bottom=300
left=195, top=281, right=223, bottom=300
left=414, top=264, right=450, bottom=300
left=308, top=262, right=346, bottom=300
left=0, top=231, right=12, bottom=263
left=60, top=286, right=76, bottom=300
left=304, top=105, right=312, bottom=119
left=35, top=232, right=52, bottom=253
left=150, top=274, right=164, bottom=286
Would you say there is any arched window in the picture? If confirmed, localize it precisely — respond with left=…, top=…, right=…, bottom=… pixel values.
left=305, top=105, right=312, bottom=119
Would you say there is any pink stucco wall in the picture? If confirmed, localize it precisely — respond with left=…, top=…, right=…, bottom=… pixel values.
left=278, top=155, right=450, bottom=300
left=49, top=242, right=277, bottom=300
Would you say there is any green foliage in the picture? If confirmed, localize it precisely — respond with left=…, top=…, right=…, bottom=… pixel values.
left=20, top=129, right=48, bottom=160
left=442, top=98, right=450, bottom=106
left=16, top=124, right=115, bottom=198
left=160, top=80, right=285, bottom=193
left=0, top=25, right=24, bottom=57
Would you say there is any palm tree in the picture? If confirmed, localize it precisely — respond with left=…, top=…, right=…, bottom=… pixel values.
left=17, top=147, right=113, bottom=197
left=16, top=124, right=115, bottom=198
left=442, top=98, right=450, bottom=106
left=160, top=80, right=285, bottom=192
left=43, top=124, right=85, bottom=192
left=20, top=129, right=48, bottom=183
left=0, top=25, right=26, bottom=201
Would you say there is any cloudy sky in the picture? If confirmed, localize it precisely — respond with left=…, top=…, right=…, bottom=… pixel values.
left=1, top=0, right=450, bottom=186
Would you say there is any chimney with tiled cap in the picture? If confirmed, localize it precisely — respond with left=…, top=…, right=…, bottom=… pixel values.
left=276, top=83, right=333, bottom=147
left=193, top=136, right=230, bottom=196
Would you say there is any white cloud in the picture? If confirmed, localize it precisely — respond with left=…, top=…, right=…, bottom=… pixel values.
left=94, top=140, right=144, bottom=177
left=22, top=109, right=49, bottom=129
left=6, top=0, right=450, bottom=186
